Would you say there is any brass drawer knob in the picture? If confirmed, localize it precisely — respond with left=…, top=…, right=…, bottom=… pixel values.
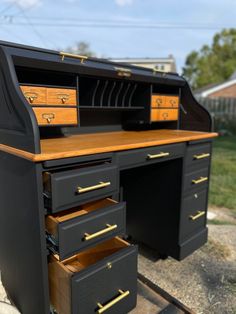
left=24, top=92, right=38, bottom=103
left=147, top=152, right=170, bottom=159
left=42, top=113, right=55, bottom=124
left=192, top=176, right=208, bottom=185
left=77, top=181, right=111, bottom=194
left=193, top=153, right=210, bottom=160
left=57, top=93, right=70, bottom=104
left=97, top=289, right=130, bottom=313
left=84, top=224, right=117, bottom=241
left=189, top=210, right=205, bottom=221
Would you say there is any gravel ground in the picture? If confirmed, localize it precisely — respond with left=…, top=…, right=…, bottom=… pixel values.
left=1, top=208, right=235, bottom=314
left=139, top=209, right=236, bottom=314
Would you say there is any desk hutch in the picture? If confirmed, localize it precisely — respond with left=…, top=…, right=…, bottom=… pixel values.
left=0, top=41, right=217, bottom=314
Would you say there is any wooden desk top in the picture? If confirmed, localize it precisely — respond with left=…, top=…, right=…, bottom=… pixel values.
left=0, top=129, right=218, bottom=162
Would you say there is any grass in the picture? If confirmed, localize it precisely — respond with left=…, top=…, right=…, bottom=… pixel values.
left=208, top=219, right=236, bottom=226
left=209, top=136, right=236, bottom=212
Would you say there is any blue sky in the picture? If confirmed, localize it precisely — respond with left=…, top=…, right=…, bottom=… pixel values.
left=1, top=0, right=236, bottom=72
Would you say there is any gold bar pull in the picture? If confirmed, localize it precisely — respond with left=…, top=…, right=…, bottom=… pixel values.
left=77, top=181, right=111, bottom=194
left=114, top=67, right=132, bottom=78
left=147, top=152, right=170, bottom=159
left=97, top=290, right=130, bottom=313
left=193, top=153, right=210, bottom=160
left=189, top=210, right=205, bottom=221
left=59, top=51, right=88, bottom=64
left=192, top=176, right=208, bottom=185
left=84, top=224, right=117, bottom=241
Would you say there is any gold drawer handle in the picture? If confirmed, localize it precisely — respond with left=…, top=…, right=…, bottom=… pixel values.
left=42, top=113, right=55, bottom=124
left=192, top=176, right=208, bottom=184
left=156, top=98, right=163, bottom=106
left=170, top=99, right=177, bottom=106
left=59, top=51, right=88, bottom=64
left=147, top=152, right=170, bottom=159
left=84, top=224, right=117, bottom=241
left=97, top=289, right=130, bottom=313
left=24, top=92, right=38, bottom=103
left=194, top=153, right=210, bottom=160
left=77, top=181, right=111, bottom=193
left=57, top=93, right=70, bottom=103
left=189, top=210, right=205, bottom=221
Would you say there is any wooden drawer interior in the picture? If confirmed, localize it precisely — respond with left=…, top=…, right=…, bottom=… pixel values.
left=33, top=107, right=78, bottom=126
left=49, top=237, right=131, bottom=314
left=45, top=198, right=118, bottom=238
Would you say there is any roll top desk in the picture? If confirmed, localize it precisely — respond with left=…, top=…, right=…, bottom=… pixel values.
left=0, top=41, right=217, bottom=314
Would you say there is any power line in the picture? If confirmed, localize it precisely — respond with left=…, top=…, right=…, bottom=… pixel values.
left=0, top=21, right=234, bottom=30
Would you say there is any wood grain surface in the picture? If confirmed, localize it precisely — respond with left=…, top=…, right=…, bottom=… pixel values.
left=0, top=129, right=218, bottom=162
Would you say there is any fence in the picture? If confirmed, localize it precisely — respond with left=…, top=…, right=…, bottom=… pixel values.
left=196, top=97, right=236, bottom=134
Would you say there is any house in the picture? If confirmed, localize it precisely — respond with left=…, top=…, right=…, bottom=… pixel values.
left=109, top=55, right=176, bottom=73
left=195, top=71, right=236, bottom=98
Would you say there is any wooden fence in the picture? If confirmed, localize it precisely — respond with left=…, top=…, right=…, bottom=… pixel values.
left=196, top=97, right=236, bottom=133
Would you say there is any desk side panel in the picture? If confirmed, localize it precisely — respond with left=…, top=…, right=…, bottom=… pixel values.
left=0, top=152, right=50, bottom=314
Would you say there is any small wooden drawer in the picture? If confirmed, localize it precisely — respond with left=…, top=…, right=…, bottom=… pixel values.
left=117, top=143, right=185, bottom=170
left=151, top=108, right=178, bottom=121
left=47, top=88, right=77, bottom=106
left=20, top=85, right=46, bottom=105
left=165, top=96, right=179, bottom=108
left=32, top=107, right=78, bottom=126
left=185, top=142, right=212, bottom=169
left=46, top=198, right=126, bottom=260
left=183, top=167, right=209, bottom=193
left=20, top=85, right=77, bottom=106
left=151, top=95, right=165, bottom=108
left=151, top=95, right=179, bottom=108
left=48, top=237, right=137, bottom=314
left=44, top=164, right=118, bottom=213
left=180, top=189, right=208, bottom=240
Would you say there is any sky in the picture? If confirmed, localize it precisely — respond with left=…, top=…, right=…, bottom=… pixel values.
left=0, top=0, right=236, bottom=73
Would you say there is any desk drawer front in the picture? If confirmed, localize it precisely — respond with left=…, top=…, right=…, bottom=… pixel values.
left=33, top=107, right=78, bottom=126
left=46, top=198, right=126, bottom=259
left=180, top=189, right=208, bottom=240
left=186, top=143, right=211, bottom=169
left=47, top=88, right=77, bottom=106
left=44, top=164, right=118, bottom=213
left=117, top=143, right=185, bottom=169
left=151, top=108, right=178, bottom=121
left=49, top=238, right=137, bottom=314
left=183, top=167, right=209, bottom=193
left=20, top=85, right=46, bottom=105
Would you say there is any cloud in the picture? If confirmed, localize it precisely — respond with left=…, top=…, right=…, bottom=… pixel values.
left=6, top=0, right=41, bottom=9
left=115, top=0, right=134, bottom=7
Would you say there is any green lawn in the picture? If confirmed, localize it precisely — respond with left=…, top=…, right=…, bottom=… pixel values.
left=209, top=136, right=236, bottom=212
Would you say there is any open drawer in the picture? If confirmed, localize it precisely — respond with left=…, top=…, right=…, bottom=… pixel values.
left=46, top=198, right=126, bottom=259
left=43, top=164, right=118, bottom=213
left=49, top=237, right=138, bottom=314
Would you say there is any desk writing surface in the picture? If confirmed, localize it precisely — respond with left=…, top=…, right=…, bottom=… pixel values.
left=0, top=129, right=218, bottom=162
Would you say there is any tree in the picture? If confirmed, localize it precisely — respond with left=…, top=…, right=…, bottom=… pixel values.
left=182, top=29, right=236, bottom=90
left=65, top=41, right=96, bottom=57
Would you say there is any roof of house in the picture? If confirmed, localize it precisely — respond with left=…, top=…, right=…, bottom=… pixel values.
left=195, top=71, right=236, bottom=97
left=109, top=56, right=175, bottom=64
